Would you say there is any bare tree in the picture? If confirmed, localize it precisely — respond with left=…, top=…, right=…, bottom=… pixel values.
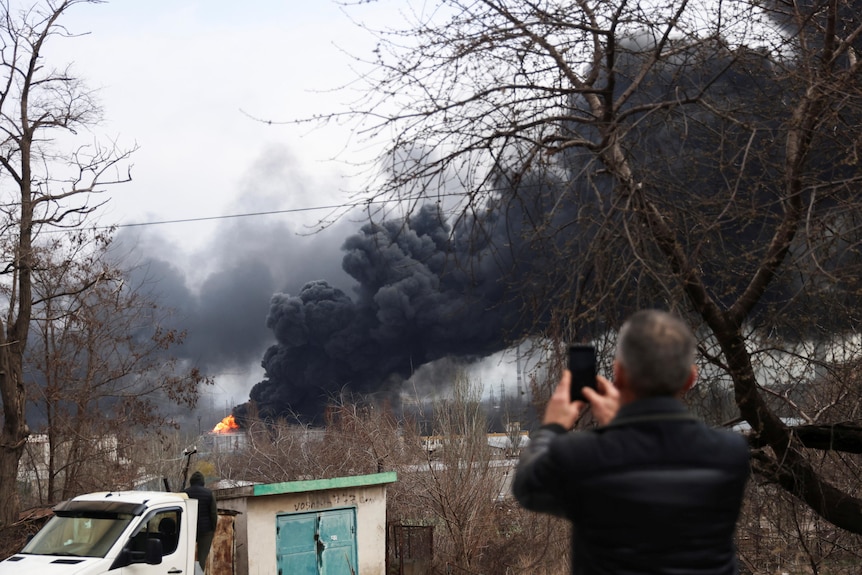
left=23, top=232, right=209, bottom=503
left=0, top=0, right=134, bottom=526
left=324, top=0, right=862, bottom=534
left=378, top=376, right=502, bottom=572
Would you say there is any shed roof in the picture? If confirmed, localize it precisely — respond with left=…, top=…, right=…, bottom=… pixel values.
left=214, top=471, right=397, bottom=500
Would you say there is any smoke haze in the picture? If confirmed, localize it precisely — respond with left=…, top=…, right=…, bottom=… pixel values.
left=112, top=145, right=356, bottom=422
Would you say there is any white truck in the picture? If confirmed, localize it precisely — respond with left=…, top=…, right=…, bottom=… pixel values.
left=0, top=491, right=207, bottom=575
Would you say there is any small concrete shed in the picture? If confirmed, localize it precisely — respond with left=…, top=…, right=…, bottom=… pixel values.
left=214, top=471, right=397, bottom=575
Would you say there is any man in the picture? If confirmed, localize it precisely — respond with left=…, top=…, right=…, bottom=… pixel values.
left=513, top=310, right=750, bottom=575
left=184, top=471, right=218, bottom=572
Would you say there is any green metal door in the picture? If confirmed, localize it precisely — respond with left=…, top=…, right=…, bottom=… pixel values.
left=276, top=508, right=358, bottom=575
left=276, top=512, right=318, bottom=575
left=318, top=508, right=357, bottom=575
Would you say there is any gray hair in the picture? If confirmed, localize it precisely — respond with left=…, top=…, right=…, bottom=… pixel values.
left=616, top=310, right=696, bottom=397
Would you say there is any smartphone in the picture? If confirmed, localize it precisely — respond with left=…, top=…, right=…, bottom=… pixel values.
left=568, top=344, right=597, bottom=402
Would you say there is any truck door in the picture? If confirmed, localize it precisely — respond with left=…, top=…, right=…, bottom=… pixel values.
left=118, top=507, right=191, bottom=575
left=276, top=508, right=357, bottom=575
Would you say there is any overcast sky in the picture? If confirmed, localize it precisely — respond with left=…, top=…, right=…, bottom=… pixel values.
left=56, top=1, right=377, bottom=243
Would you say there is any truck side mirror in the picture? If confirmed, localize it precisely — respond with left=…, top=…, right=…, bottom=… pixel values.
left=144, top=538, right=164, bottom=565
left=112, top=537, right=164, bottom=570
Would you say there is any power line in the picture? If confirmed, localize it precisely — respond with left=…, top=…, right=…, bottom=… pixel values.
left=113, top=194, right=463, bottom=228
left=115, top=203, right=351, bottom=229
left=42, top=191, right=465, bottom=233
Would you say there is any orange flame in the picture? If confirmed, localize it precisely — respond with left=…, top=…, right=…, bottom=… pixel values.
left=212, top=414, right=240, bottom=434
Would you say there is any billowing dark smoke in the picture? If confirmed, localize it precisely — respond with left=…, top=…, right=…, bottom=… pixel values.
left=237, top=17, right=862, bottom=423
left=237, top=204, right=533, bottom=423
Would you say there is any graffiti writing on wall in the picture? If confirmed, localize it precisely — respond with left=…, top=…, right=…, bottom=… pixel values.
left=291, top=491, right=377, bottom=512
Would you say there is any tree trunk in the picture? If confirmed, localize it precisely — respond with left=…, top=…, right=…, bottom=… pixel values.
left=0, top=349, right=28, bottom=527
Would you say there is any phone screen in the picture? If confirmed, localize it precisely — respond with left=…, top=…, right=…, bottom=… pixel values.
left=568, top=344, right=597, bottom=402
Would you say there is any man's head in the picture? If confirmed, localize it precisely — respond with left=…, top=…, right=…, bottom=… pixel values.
left=189, top=471, right=205, bottom=486
left=615, top=309, right=697, bottom=399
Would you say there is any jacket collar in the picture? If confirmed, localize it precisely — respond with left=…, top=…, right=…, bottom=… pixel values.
left=605, top=396, right=695, bottom=428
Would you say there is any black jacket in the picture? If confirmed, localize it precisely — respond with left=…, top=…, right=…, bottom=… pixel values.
left=513, top=397, right=750, bottom=575
left=184, top=483, right=218, bottom=536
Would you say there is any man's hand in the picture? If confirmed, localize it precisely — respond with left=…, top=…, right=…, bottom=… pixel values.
left=582, top=375, right=620, bottom=426
left=542, top=370, right=584, bottom=429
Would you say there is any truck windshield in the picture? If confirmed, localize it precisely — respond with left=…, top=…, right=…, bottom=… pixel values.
left=21, top=512, right=135, bottom=558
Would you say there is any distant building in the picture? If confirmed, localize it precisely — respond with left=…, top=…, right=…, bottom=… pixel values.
left=207, top=431, right=248, bottom=453
left=421, top=429, right=529, bottom=458
left=19, top=433, right=132, bottom=502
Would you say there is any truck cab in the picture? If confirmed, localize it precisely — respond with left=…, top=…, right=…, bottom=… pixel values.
left=0, top=491, right=199, bottom=575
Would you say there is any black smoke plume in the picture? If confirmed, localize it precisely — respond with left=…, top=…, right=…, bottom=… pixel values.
left=237, top=13, right=862, bottom=423
left=236, top=204, right=534, bottom=423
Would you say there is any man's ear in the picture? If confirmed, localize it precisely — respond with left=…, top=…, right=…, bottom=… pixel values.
left=613, top=359, right=640, bottom=404
left=613, top=359, right=626, bottom=391
left=680, top=365, right=698, bottom=395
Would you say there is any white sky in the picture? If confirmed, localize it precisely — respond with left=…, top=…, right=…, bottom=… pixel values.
left=55, top=0, right=384, bottom=250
